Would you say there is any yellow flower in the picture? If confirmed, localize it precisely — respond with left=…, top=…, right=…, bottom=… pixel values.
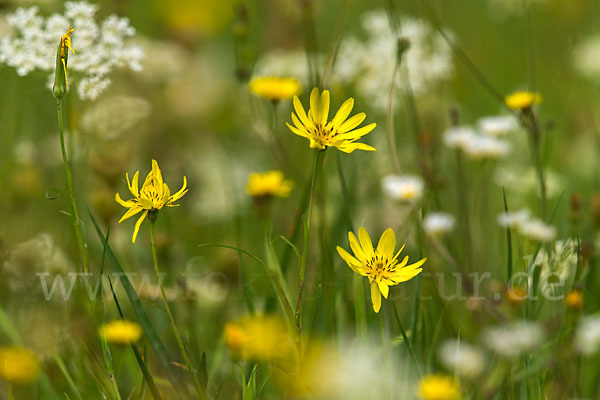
left=417, top=374, right=461, bottom=400
left=336, top=227, right=426, bottom=313
left=246, top=170, right=293, bottom=198
left=224, top=315, right=293, bottom=361
left=566, top=290, right=583, bottom=310
left=115, top=159, right=188, bottom=243
left=505, top=91, right=542, bottom=110
left=0, top=347, right=40, bottom=384
left=249, top=76, right=301, bottom=101
left=287, top=87, right=376, bottom=153
left=99, top=320, right=143, bottom=345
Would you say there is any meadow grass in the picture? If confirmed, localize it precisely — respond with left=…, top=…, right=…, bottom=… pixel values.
left=1, top=0, right=600, bottom=399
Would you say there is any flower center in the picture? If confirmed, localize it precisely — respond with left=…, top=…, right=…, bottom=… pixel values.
left=365, top=252, right=397, bottom=282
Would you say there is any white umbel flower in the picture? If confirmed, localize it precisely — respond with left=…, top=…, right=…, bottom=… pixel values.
left=462, top=135, right=510, bottom=159
left=334, top=11, right=453, bottom=112
left=444, top=125, right=510, bottom=159
left=478, top=115, right=519, bottom=137
left=497, top=208, right=531, bottom=229
left=483, top=321, right=544, bottom=358
left=438, top=340, right=485, bottom=378
left=382, top=174, right=424, bottom=202
left=424, top=212, right=455, bottom=236
left=77, top=75, right=111, bottom=100
left=443, top=126, right=478, bottom=150
left=0, top=1, right=143, bottom=100
left=520, top=219, right=556, bottom=242
left=576, top=315, right=600, bottom=356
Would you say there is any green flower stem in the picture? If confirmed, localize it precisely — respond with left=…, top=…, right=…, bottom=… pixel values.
left=522, top=109, right=547, bottom=221
left=56, top=99, right=89, bottom=277
left=150, top=222, right=207, bottom=400
left=296, top=150, right=325, bottom=365
left=7, top=384, right=14, bottom=400
left=379, top=309, right=391, bottom=399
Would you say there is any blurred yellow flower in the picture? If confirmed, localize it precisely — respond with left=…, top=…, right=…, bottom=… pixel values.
left=115, top=159, right=188, bottom=243
left=566, top=290, right=583, bottom=310
left=249, top=76, right=301, bottom=101
left=224, top=315, right=293, bottom=361
left=417, top=374, right=461, bottom=400
left=246, top=170, right=293, bottom=198
left=99, top=320, right=143, bottom=345
left=505, top=285, right=527, bottom=304
left=337, top=227, right=426, bottom=313
left=505, top=91, right=541, bottom=110
left=287, top=87, right=376, bottom=153
left=0, top=347, right=40, bottom=384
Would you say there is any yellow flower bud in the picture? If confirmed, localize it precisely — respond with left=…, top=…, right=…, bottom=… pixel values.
left=53, top=27, right=76, bottom=100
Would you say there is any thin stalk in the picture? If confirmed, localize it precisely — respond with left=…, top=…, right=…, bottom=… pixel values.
left=455, top=150, right=473, bottom=269
left=150, top=222, right=207, bottom=400
left=379, top=310, right=391, bottom=400
left=300, top=0, right=320, bottom=87
left=392, top=303, right=422, bottom=377
left=56, top=99, right=89, bottom=277
left=54, top=353, right=86, bottom=400
left=387, top=58, right=402, bottom=173
left=7, top=384, right=14, bottom=400
left=522, top=109, right=547, bottom=220
left=296, top=150, right=325, bottom=366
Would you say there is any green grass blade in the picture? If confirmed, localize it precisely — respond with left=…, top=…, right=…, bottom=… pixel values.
left=86, top=206, right=180, bottom=392
left=107, top=277, right=164, bottom=400
left=502, top=188, right=513, bottom=282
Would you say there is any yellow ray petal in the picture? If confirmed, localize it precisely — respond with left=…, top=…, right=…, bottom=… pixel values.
left=371, top=282, right=382, bottom=313
left=115, top=192, right=135, bottom=208
left=286, top=122, right=309, bottom=138
left=406, top=257, right=427, bottom=271
left=118, top=205, right=143, bottom=223
left=350, top=143, right=376, bottom=151
left=331, top=97, right=354, bottom=128
left=169, top=176, right=188, bottom=203
left=348, top=231, right=367, bottom=264
left=337, top=123, right=377, bottom=141
left=391, top=243, right=406, bottom=262
left=358, top=227, right=375, bottom=259
left=338, top=113, right=366, bottom=133
left=161, top=183, right=171, bottom=207
left=291, top=113, right=306, bottom=130
left=293, top=96, right=310, bottom=127
left=377, top=228, right=396, bottom=257
left=395, top=266, right=424, bottom=283
left=131, top=210, right=148, bottom=243
left=319, top=89, right=330, bottom=126
left=126, top=172, right=138, bottom=197
left=378, top=281, right=389, bottom=299
left=336, top=246, right=365, bottom=275
left=152, top=159, right=163, bottom=187
left=309, top=88, right=320, bottom=120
